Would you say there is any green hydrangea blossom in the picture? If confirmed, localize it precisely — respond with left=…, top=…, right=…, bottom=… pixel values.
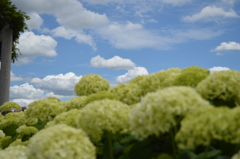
left=0, top=136, right=13, bottom=149
left=63, top=96, right=87, bottom=111
left=16, top=125, right=38, bottom=136
left=0, top=112, right=38, bottom=136
left=159, top=68, right=182, bottom=88
left=232, top=151, right=240, bottom=159
left=0, top=130, right=5, bottom=138
left=173, top=66, right=210, bottom=87
left=46, top=109, right=81, bottom=128
left=109, top=83, right=142, bottom=105
left=27, top=124, right=96, bottom=159
left=196, top=70, right=240, bottom=107
left=175, top=106, right=240, bottom=150
left=77, top=99, right=130, bottom=142
left=130, top=86, right=211, bottom=140
left=9, top=139, right=29, bottom=147
left=85, top=91, right=120, bottom=105
left=0, top=145, right=28, bottom=159
left=0, top=102, right=22, bottom=111
left=74, top=74, right=110, bottom=96
left=25, top=98, right=65, bottom=123
left=129, top=68, right=182, bottom=96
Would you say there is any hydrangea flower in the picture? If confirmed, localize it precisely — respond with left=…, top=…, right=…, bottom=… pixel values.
left=74, top=74, right=110, bottom=96
left=46, top=109, right=81, bottom=128
left=129, top=86, right=211, bottom=140
left=173, top=66, right=209, bottom=87
left=0, top=102, right=22, bottom=112
left=85, top=91, right=120, bottom=105
left=16, top=125, right=38, bottom=136
left=109, top=83, right=142, bottom=105
left=63, top=96, right=87, bottom=111
left=77, top=99, right=130, bottom=142
left=175, top=106, right=240, bottom=150
left=129, top=68, right=182, bottom=96
left=25, top=98, right=65, bottom=123
left=27, top=124, right=96, bottom=159
left=0, top=145, right=28, bottom=159
left=0, top=112, right=38, bottom=136
left=196, top=70, right=240, bottom=107
left=0, top=130, right=5, bottom=138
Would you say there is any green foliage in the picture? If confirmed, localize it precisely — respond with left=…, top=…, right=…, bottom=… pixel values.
left=85, top=91, right=120, bottom=105
left=74, top=74, right=110, bottom=96
left=109, top=83, right=142, bottom=105
left=196, top=70, right=240, bottom=107
left=173, top=66, right=210, bottom=87
left=0, top=102, right=21, bottom=111
left=0, top=0, right=30, bottom=62
left=27, top=124, right=96, bottom=159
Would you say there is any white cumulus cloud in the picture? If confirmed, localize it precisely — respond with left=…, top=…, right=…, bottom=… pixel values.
left=116, top=67, right=149, bottom=83
left=25, top=12, right=44, bottom=30
left=30, top=72, right=82, bottom=96
left=11, top=72, right=23, bottom=81
left=212, top=42, right=240, bottom=51
left=10, top=83, right=45, bottom=100
left=50, top=26, right=96, bottom=50
left=209, top=66, right=230, bottom=73
left=15, top=32, right=57, bottom=65
left=90, top=55, right=136, bottom=70
left=182, top=6, right=239, bottom=22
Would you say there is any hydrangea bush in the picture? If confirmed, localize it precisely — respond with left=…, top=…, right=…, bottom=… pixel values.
left=0, top=66, right=240, bottom=159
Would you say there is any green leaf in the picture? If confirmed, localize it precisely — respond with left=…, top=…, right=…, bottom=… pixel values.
left=195, top=150, right=221, bottom=159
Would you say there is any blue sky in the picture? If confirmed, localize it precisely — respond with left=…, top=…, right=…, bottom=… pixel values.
left=7, top=0, right=240, bottom=106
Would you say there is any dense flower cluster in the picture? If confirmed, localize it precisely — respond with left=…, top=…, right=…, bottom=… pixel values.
left=109, top=83, right=142, bottom=105
left=46, top=109, right=81, bottom=128
left=129, top=68, right=182, bottom=96
left=0, top=145, right=28, bottom=159
left=77, top=99, right=130, bottom=142
left=25, top=98, right=65, bottom=122
left=196, top=70, right=240, bottom=107
left=16, top=125, right=38, bottom=136
left=85, top=91, right=120, bottom=105
left=0, top=130, right=5, bottom=138
left=175, top=106, right=240, bottom=150
left=27, top=124, right=96, bottom=159
left=0, top=102, right=22, bottom=112
left=130, top=86, right=211, bottom=140
left=74, top=74, right=110, bottom=96
left=63, top=96, right=87, bottom=111
left=0, top=112, right=38, bottom=136
left=173, top=66, right=209, bottom=87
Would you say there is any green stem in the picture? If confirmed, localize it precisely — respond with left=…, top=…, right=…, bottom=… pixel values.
left=104, top=132, right=114, bottom=159
left=170, top=128, right=177, bottom=159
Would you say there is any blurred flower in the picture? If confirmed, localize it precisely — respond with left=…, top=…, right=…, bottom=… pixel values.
left=77, top=99, right=130, bottom=142
left=27, top=124, right=96, bottom=159
left=0, top=145, right=28, bottom=159
left=62, top=96, right=87, bottom=111
left=196, top=70, right=240, bottom=107
left=130, top=86, right=211, bottom=140
left=109, top=83, right=142, bottom=105
left=0, top=102, right=22, bottom=112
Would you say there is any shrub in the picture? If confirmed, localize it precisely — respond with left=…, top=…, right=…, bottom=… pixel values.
left=0, top=102, right=22, bottom=112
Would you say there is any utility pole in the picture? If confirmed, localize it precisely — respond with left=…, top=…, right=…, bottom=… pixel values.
left=0, top=24, right=13, bottom=106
